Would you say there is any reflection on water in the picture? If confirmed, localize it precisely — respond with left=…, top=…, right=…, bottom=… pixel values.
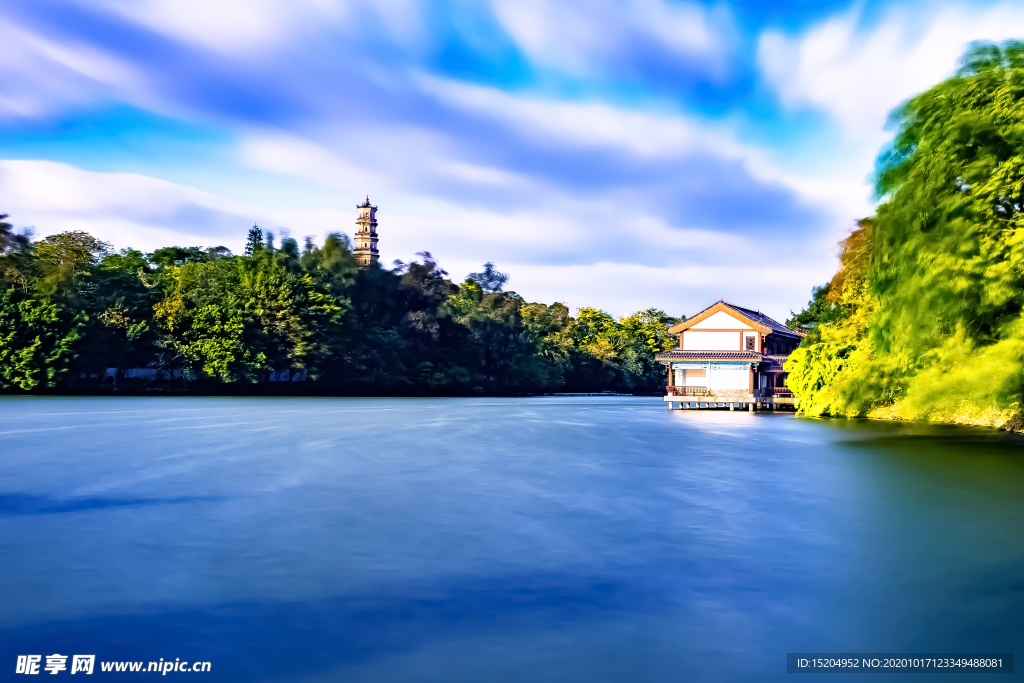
left=0, top=397, right=1022, bottom=682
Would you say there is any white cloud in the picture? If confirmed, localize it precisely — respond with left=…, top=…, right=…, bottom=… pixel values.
left=84, top=0, right=339, bottom=55
left=83, top=0, right=425, bottom=56
left=236, top=127, right=518, bottom=195
left=385, top=201, right=754, bottom=270
left=419, top=74, right=718, bottom=158
left=436, top=161, right=531, bottom=187
left=488, top=0, right=731, bottom=76
left=0, top=18, right=140, bottom=118
left=373, top=210, right=826, bottom=321
left=2, top=160, right=208, bottom=216
left=479, top=261, right=826, bottom=323
left=416, top=73, right=869, bottom=222
left=238, top=134, right=386, bottom=190
left=758, top=3, right=1024, bottom=142
left=0, top=160, right=251, bottom=249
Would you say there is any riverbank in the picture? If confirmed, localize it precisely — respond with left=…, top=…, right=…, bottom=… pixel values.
left=792, top=398, right=1024, bottom=434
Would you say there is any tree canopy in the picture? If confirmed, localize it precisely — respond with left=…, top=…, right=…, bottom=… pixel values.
left=786, top=41, right=1024, bottom=428
left=0, top=223, right=684, bottom=395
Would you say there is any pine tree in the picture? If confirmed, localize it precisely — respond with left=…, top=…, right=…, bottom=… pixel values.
left=244, top=225, right=264, bottom=257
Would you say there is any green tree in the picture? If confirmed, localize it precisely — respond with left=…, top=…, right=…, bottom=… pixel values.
left=154, top=262, right=266, bottom=382
left=0, top=217, right=690, bottom=396
left=786, top=284, right=844, bottom=336
left=148, top=246, right=227, bottom=269
left=788, top=42, right=1024, bottom=426
left=0, top=289, right=80, bottom=390
left=68, top=249, right=162, bottom=383
left=617, top=308, right=679, bottom=354
left=35, top=231, right=111, bottom=297
left=0, top=213, right=30, bottom=255
left=785, top=221, right=873, bottom=417
left=467, top=262, right=509, bottom=293
left=244, top=225, right=264, bottom=257
left=0, top=214, right=36, bottom=294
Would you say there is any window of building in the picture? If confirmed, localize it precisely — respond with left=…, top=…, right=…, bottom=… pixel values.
left=745, top=336, right=756, bottom=350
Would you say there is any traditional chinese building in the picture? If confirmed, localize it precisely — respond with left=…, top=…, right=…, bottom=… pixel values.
left=353, top=196, right=379, bottom=267
left=655, top=300, right=802, bottom=410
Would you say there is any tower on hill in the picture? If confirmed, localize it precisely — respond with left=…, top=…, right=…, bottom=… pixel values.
left=353, top=196, right=379, bottom=267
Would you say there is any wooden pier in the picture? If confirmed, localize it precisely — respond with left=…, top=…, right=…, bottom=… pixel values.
left=664, top=394, right=796, bottom=411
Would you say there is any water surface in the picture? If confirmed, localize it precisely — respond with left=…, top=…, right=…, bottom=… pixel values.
left=1, top=397, right=1022, bottom=681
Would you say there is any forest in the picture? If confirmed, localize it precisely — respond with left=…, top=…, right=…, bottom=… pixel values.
left=0, top=222, right=681, bottom=395
left=785, top=41, right=1024, bottom=430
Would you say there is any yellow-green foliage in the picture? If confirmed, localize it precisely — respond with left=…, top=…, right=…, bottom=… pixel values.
left=866, top=322, right=1023, bottom=426
left=154, top=263, right=267, bottom=382
left=788, top=43, right=1024, bottom=428
left=786, top=229, right=873, bottom=417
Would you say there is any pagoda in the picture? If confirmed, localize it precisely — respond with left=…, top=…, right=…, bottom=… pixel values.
left=353, top=196, right=379, bottom=267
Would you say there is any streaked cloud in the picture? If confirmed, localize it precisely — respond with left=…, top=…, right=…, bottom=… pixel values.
left=0, top=159, right=247, bottom=246
left=0, top=17, right=139, bottom=118
left=418, top=75, right=707, bottom=158
left=488, top=0, right=734, bottom=77
left=758, top=3, right=1024, bottom=142
left=0, top=0, right=1017, bottom=320
left=80, top=0, right=426, bottom=56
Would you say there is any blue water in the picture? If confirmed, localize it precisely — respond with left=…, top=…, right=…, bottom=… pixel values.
left=1, top=396, right=1022, bottom=681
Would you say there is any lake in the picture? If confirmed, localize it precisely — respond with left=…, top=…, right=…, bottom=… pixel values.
left=1, top=396, right=1022, bottom=681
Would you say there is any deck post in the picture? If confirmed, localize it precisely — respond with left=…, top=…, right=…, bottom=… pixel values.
left=729, top=403, right=734, bottom=411
left=748, top=402, right=754, bottom=412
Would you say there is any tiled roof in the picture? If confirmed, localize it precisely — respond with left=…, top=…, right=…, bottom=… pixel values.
left=655, top=350, right=763, bottom=361
left=667, top=300, right=802, bottom=337
left=722, top=302, right=799, bottom=337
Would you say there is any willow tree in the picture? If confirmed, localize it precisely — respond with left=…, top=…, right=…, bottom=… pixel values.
left=789, top=41, right=1024, bottom=426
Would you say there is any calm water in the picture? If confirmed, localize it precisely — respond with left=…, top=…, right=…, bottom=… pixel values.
left=1, top=396, right=1022, bottom=681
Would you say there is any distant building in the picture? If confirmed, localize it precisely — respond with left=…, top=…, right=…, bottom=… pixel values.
left=353, top=196, right=379, bottom=267
left=655, top=301, right=802, bottom=410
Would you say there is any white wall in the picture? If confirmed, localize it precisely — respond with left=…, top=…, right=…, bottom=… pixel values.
left=683, top=330, right=741, bottom=350
left=709, top=365, right=749, bottom=390
left=677, top=369, right=706, bottom=386
left=689, top=311, right=752, bottom=330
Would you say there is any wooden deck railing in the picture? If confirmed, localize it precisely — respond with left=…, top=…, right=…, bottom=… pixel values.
left=754, top=387, right=793, bottom=398
left=666, top=386, right=710, bottom=396
left=668, top=386, right=793, bottom=398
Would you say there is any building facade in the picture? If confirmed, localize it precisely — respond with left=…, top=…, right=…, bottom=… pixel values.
left=654, top=301, right=802, bottom=410
left=353, top=196, right=379, bottom=267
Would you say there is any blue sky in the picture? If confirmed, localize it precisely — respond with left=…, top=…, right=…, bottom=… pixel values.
left=2, top=0, right=1023, bottom=321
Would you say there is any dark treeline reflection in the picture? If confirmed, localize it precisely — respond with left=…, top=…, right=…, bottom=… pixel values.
left=0, top=224, right=681, bottom=395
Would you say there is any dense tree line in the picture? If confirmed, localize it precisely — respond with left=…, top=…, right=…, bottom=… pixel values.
left=0, top=220, right=681, bottom=395
left=785, top=42, right=1024, bottom=429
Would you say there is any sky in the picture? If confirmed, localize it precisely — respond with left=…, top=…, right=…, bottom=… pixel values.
left=2, top=0, right=1023, bottom=322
